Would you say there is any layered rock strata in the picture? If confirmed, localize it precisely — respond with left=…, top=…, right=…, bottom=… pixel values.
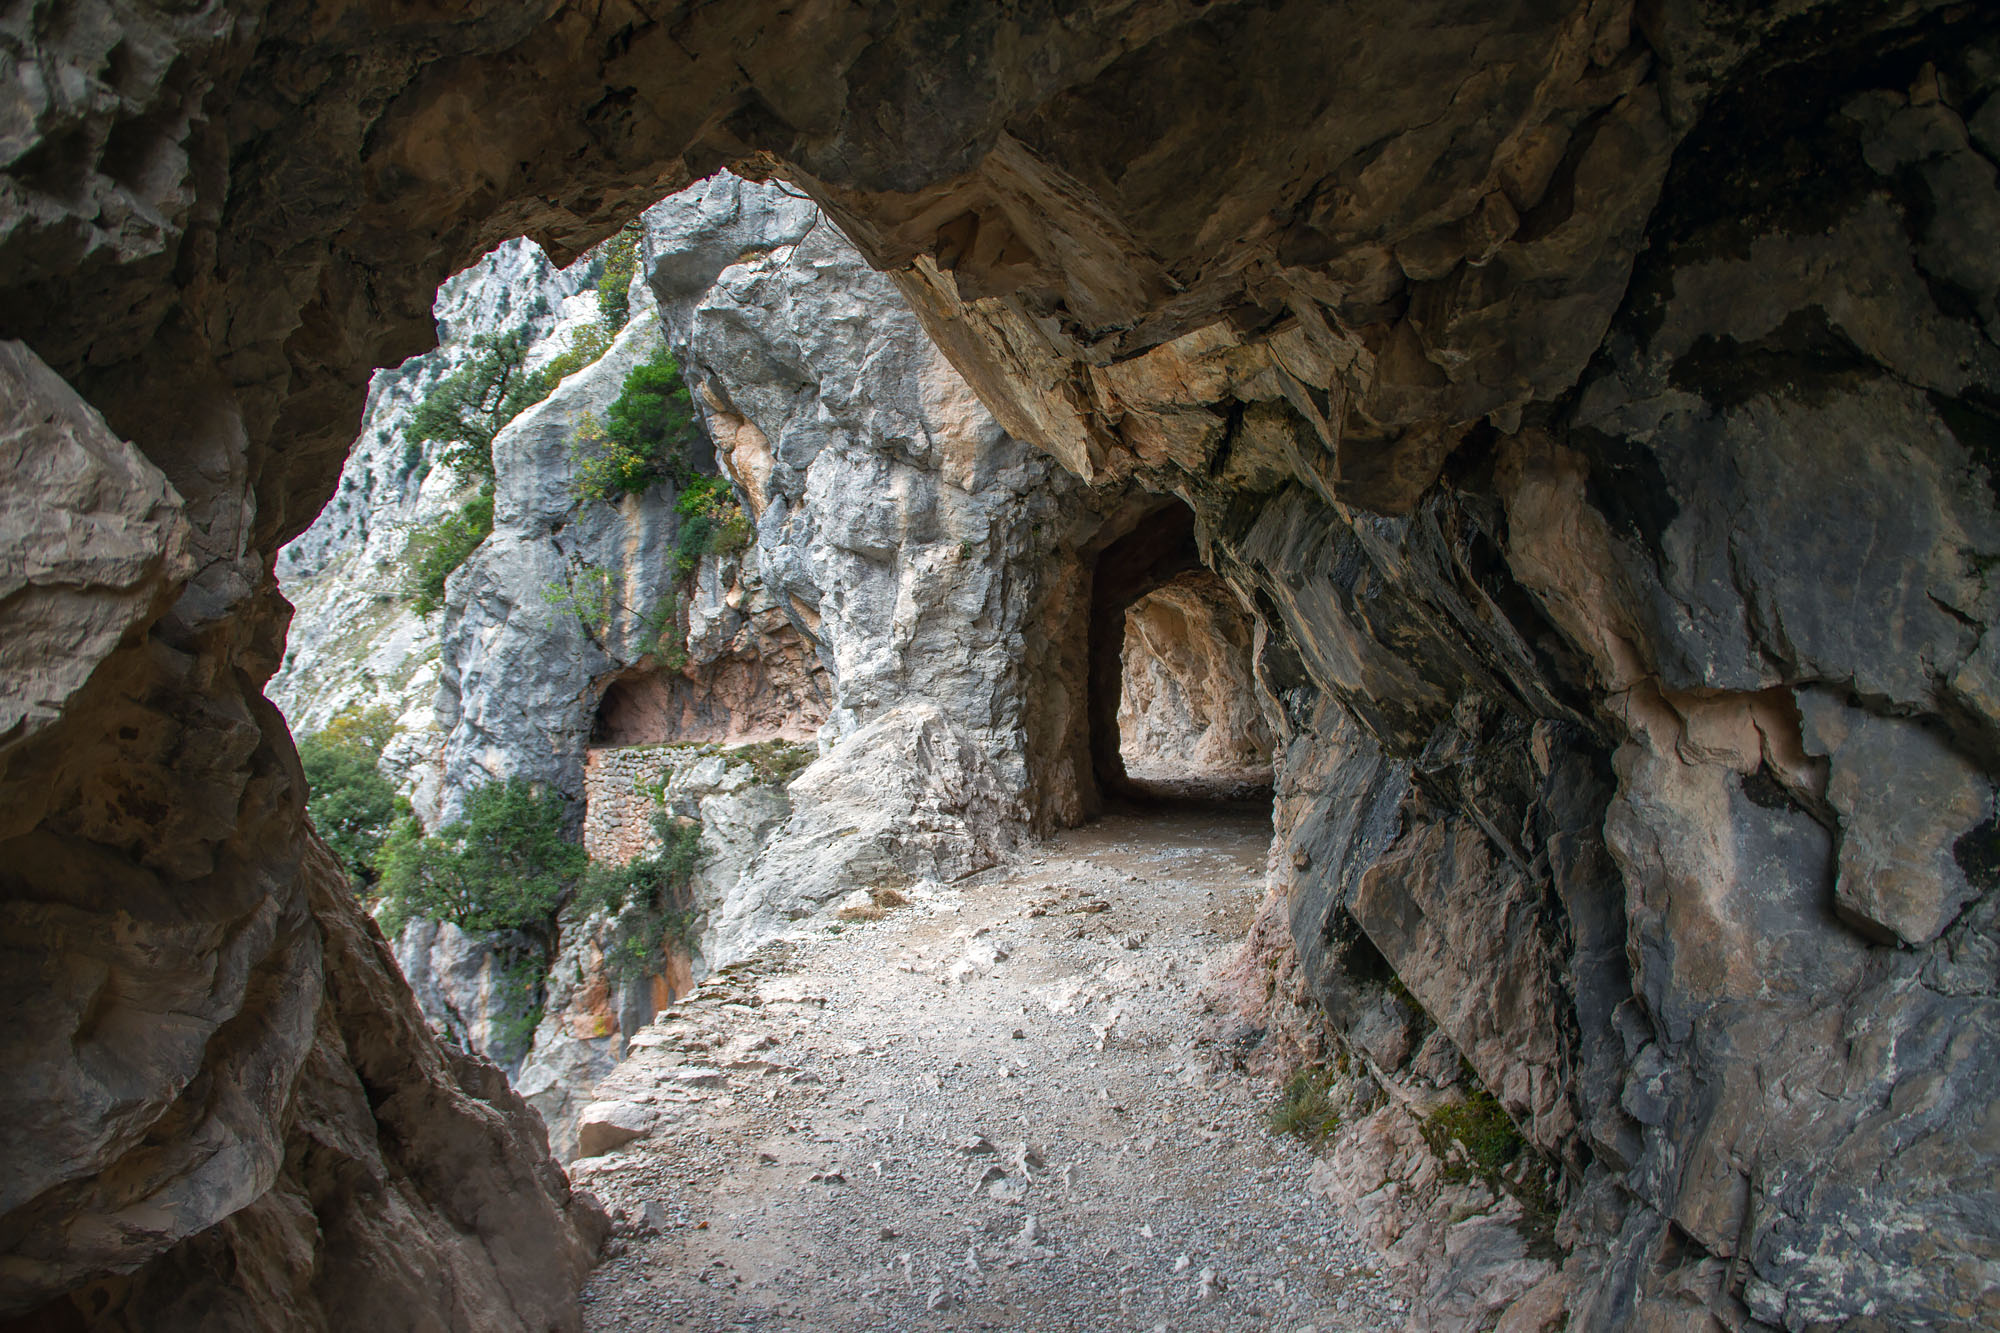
left=5, top=3, right=1999, bottom=1329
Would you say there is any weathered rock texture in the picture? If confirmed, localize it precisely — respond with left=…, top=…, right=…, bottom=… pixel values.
left=268, top=239, right=588, bottom=815
left=645, top=174, right=1097, bottom=840
left=1116, top=570, right=1274, bottom=787
left=6, top=2, right=2000, bottom=1329
left=526, top=741, right=796, bottom=1158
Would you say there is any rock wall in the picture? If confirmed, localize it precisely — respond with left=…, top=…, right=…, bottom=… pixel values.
left=0, top=337, right=604, bottom=1328
left=522, top=742, right=798, bottom=1159
left=1116, top=570, right=1274, bottom=785
left=648, top=174, right=1101, bottom=834
left=5, top=2, right=1999, bottom=1329
left=1203, top=31, right=2000, bottom=1329
left=629, top=175, right=1104, bottom=953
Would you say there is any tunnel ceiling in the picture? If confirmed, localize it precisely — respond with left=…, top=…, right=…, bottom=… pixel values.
left=3, top=0, right=1954, bottom=547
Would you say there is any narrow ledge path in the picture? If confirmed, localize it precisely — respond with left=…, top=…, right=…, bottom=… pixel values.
left=575, top=809, right=1409, bottom=1331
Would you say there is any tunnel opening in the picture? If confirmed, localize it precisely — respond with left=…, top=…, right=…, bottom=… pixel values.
left=1085, top=499, right=1275, bottom=814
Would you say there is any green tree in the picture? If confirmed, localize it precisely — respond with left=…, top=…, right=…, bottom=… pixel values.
left=408, top=330, right=548, bottom=484
left=298, top=706, right=407, bottom=893
left=572, top=812, right=706, bottom=980
left=377, top=777, right=587, bottom=940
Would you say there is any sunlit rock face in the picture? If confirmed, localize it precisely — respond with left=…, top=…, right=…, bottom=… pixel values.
left=1115, top=571, right=1274, bottom=790
left=3, top=2, right=1998, bottom=1329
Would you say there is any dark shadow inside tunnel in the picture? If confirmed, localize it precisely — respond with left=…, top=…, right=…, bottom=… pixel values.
left=1086, top=500, right=1275, bottom=812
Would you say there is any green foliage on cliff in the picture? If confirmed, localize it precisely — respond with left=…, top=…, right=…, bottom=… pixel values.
left=596, top=226, right=641, bottom=330
left=377, top=777, right=587, bottom=940
left=538, top=322, right=615, bottom=387
left=673, top=472, right=752, bottom=573
left=408, top=330, right=547, bottom=485
left=404, top=487, right=494, bottom=615
left=568, top=342, right=706, bottom=502
left=298, top=705, right=408, bottom=894
left=572, top=813, right=706, bottom=981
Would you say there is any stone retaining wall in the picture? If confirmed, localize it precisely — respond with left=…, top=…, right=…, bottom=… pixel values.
left=582, top=744, right=705, bottom=865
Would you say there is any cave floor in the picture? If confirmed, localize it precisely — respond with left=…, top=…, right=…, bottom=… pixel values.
left=572, top=808, right=1408, bottom=1331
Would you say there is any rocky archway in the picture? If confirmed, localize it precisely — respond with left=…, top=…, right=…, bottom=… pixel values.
left=1116, top=570, right=1274, bottom=802
left=1079, top=499, right=1274, bottom=805
left=4, top=4, right=1999, bottom=1330
left=1083, top=500, right=1202, bottom=803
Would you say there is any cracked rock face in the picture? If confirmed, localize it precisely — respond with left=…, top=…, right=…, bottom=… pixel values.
left=5, top=2, right=2000, bottom=1329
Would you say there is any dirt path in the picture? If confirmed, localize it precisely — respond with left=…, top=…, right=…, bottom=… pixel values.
left=574, top=809, right=1408, bottom=1331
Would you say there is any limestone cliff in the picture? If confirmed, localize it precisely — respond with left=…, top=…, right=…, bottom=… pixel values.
left=4, top=3, right=1999, bottom=1329
left=269, top=239, right=587, bottom=815
left=271, top=174, right=1097, bottom=1154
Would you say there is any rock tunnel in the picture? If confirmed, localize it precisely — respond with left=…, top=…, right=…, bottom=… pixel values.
left=4, top=3, right=1999, bottom=1330
left=1085, top=498, right=1274, bottom=807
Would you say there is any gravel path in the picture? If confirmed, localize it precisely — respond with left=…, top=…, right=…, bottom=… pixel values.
left=575, top=808, right=1409, bottom=1331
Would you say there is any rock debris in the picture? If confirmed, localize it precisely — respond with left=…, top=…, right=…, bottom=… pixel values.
left=576, top=809, right=1403, bottom=1330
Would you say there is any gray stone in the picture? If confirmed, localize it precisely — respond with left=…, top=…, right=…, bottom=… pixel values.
left=1797, top=690, right=1993, bottom=946
left=575, top=1100, right=656, bottom=1158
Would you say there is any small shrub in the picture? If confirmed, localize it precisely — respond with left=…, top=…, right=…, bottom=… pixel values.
left=596, top=226, right=641, bottom=331
left=1267, top=1064, right=1340, bottom=1143
left=1420, top=1082, right=1560, bottom=1252
left=640, top=588, right=685, bottom=664
left=572, top=814, right=706, bottom=980
left=1420, top=1085, right=1525, bottom=1179
left=674, top=472, right=749, bottom=574
left=488, top=952, right=547, bottom=1056
left=727, top=738, right=816, bottom=786
left=298, top=705, right=407, bottom=893
left=376, top=777, right=587, bottom=941
left=537, top=322, right=615, bottom=388
left=567, top=342, right=704, bottom=503
left=545, top=564, right=620, bottom=639
left=403, top=488, right=494, bottom=615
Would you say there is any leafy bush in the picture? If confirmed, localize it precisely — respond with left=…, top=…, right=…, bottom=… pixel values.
left=674, top=472, right=751, bottom=574
left=298, top=705, right=407, bottom=893
left=404, top=488, right=494, bottom=615
left=568, top=343, right=703, bottom=503
left=537, top=322, right=615, bottom=389
left=377, top=777, right=587, bottom=940
left=596, top=226, right=641, bottom=330
left=408, top=330, right=549, bottom=485
left=572, top=813, right=706, bottom=980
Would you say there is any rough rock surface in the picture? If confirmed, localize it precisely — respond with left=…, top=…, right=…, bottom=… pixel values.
left=1117, top=570, right=1274, bottom=790
left=268, top=239, right=587, bottom=813
left=647, top=174, right=1098, bottom=837
left=0, top=350, right=603, bottom=1326
left=7, top=3, right=2000, bottom=1329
